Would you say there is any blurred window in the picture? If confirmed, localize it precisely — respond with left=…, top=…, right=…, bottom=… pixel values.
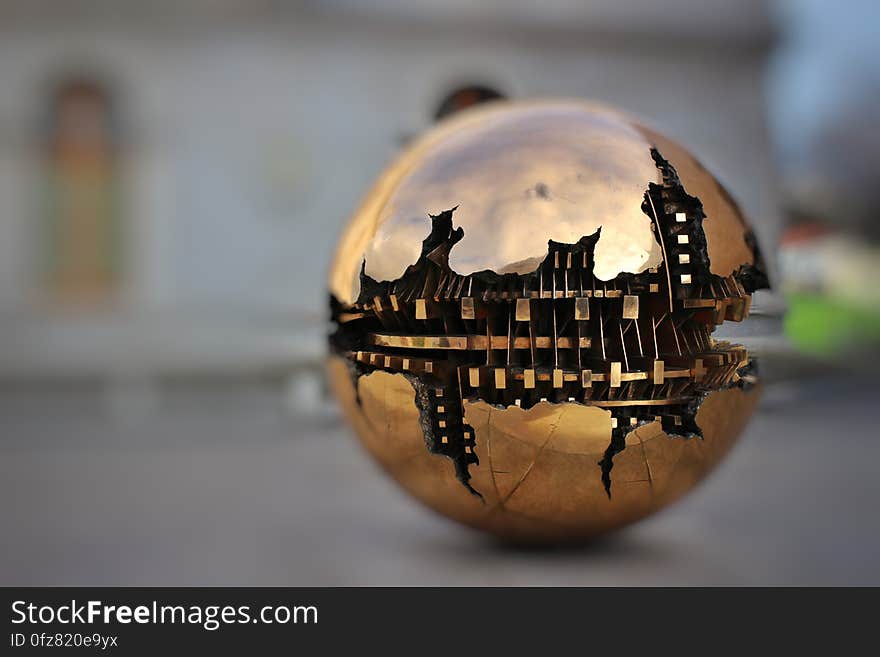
left=41, top=78, right=121, bottom=307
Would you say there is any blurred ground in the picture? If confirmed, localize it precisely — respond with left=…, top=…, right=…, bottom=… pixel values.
left=1, top=369, right=877, bottom=586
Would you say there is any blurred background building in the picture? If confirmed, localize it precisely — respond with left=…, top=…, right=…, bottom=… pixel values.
left=1, top=1, right=878, bottom=585
left=0, top=0, right=787, bottom=394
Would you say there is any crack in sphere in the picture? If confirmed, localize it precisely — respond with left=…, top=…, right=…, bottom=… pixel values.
left=328, top=100, right=768, bottom=544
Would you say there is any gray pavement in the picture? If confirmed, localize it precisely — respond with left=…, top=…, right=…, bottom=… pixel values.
left=1, top=374, right=877, bottom=586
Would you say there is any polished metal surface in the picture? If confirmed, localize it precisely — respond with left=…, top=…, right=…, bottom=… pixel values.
left=328, top=358, right=760, bottom=543
left=329, top=99, right=765, bottom=543
left=330, top=100, right=756, bottom=305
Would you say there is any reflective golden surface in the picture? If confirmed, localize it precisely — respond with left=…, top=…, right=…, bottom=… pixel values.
left=329, top=99, right=755, bottom=305
left=328, top=357, right=760, bottom=543
left=328, top=99, right=764, bottom=543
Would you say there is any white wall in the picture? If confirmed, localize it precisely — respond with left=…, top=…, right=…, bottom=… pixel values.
left=0, top=9, right=780, bottom=374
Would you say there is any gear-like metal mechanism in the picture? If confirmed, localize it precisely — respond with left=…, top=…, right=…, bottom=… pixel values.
left=331, top=150, right=765, bottom=498
left=328, top=100, right=768, bottom=541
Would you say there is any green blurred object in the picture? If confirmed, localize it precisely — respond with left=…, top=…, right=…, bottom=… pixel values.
left=784, top=292, right=880, bottom=355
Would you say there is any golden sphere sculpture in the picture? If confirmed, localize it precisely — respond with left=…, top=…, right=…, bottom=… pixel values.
left=328, top=100, right=768, bottom=543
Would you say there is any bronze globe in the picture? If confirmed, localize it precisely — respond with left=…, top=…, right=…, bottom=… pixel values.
left=328, top=100, right=767, bottom=543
